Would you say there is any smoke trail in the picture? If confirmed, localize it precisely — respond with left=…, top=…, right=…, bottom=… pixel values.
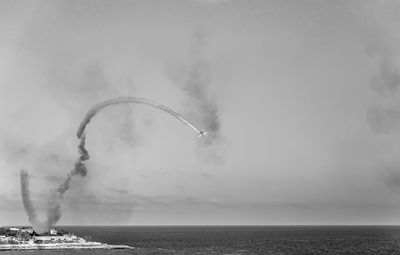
left=77, top=97, right=207, bottom=139
left=20, top=170, right=55, bottom=234
left=20, top=169, right=82, bottom=234
left=21, top=97, right=206, bottom=234
left=20, top=137, right=89, bottom=234
left=20, top=170, right=39, bottom=231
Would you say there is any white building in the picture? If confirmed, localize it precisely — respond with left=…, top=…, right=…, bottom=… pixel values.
left=21, top=228, right=33, bottom=234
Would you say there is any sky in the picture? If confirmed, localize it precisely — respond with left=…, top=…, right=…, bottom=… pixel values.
left=2, top=0, right=400, bottom=226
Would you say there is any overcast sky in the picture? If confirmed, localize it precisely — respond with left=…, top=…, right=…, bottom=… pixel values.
left=2, top=0, right=400, bottom=226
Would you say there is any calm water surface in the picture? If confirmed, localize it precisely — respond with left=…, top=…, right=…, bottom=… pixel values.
left=3, top=226, right=400, bottom=254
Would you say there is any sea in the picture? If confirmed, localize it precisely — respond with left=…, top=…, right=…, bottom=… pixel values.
left=3, top=226, right=400, bottom=254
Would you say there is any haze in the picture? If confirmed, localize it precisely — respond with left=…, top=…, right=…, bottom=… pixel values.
left=1, top=0, right=400, bottom=226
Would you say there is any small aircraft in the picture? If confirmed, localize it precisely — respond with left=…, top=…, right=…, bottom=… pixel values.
left=198, top=131, right=208, bottom=138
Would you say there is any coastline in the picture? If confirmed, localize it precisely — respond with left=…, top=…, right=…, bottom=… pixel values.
left=0, top=226, right=133, bottom=251
left=0, top=242, right=132, bottom=250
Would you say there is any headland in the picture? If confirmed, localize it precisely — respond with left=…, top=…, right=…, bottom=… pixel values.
left=0, top=227, right=132, bottom=251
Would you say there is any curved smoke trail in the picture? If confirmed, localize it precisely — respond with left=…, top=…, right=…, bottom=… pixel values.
left=77, top=97, right=206, bottom=139
left=21, top=97, right=206, bottom=234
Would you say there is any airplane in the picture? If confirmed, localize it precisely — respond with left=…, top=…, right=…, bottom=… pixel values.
left=198, top=131, right=208, bottom=138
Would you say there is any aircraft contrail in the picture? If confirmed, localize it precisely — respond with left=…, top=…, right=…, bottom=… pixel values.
left=21, top=97, right=206, bottom=234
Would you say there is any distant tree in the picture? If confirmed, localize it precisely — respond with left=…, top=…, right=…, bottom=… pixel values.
left=16, top=231, right=31, bottom=240
left=0, top=228, right=17, bottom=237
left=8, top=239, right=19, bottom=244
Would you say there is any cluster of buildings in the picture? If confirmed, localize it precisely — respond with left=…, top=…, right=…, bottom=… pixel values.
left=0, top=226, right=131, bottom=250
left=33, top=234, right=87, bottom=244
left=0, top=227, right=88, bottom=245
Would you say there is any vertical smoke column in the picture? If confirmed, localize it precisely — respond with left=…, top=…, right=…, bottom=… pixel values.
left=20, top=137, right=89, bottom=234
left=20, top=170, right=50, bottom=234
left=20, top=170, right=38, bottom=230
left=21, top=97, right=206, bottom=234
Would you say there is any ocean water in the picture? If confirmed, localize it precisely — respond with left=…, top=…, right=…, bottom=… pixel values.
left=3, top=226, right=400, bottom=254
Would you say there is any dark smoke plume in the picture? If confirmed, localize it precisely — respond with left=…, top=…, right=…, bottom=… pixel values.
left=170, top=58, right=224, bottom=163
left=368, top=103, right=400, bottom=133
left=20, top=170, right=40, bottom=232
left=21, top=97, right=205, bottom=233
left=365, top=36, right=400, bottom=191
left=181, top=60, right=221, bottom=144
left=167, top=27, right=224, bottom=163
left=367, top=44, right=400, bottom=134
left=20, top=137, right=89, bottom=234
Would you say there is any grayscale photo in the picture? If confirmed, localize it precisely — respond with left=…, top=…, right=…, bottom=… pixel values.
left=1, top=0, right=400, bottom=254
